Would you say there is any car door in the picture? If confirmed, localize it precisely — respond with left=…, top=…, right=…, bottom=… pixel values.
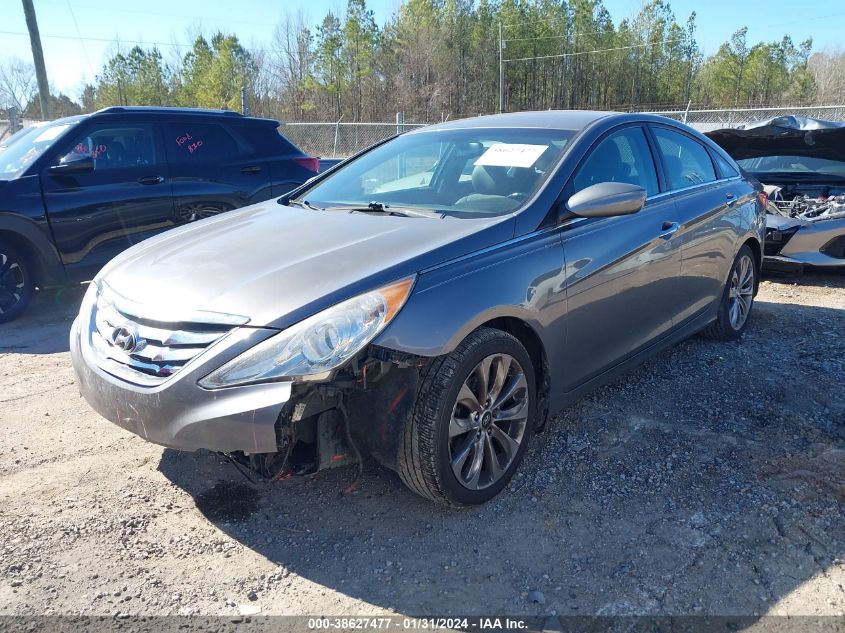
left=41, top=120, right=173, bottom=281
left=559, top=125, right=684, bottom=390
left=163, top=120, right=272, bottom=224
left=649, top=125, right=735, bottom=323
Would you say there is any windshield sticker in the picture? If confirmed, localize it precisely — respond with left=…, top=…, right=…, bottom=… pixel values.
left=475, top=143, right=548, bottom=168
left=33, top=125, right=71, bottom=143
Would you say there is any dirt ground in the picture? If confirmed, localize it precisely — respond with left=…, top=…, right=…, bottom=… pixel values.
left=1, top=272, right=844, bottom=620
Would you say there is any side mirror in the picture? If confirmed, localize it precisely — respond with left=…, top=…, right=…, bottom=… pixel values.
left=565, top=182, right=646, bottom=219
left=49, top=153, right=94, bottom=175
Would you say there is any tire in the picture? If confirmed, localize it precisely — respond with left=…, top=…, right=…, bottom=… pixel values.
left=0, top=240, right=34, bottom=323
left=701, top=244, right=756, bottom=341
left=398, top=327, right=536, bottom=506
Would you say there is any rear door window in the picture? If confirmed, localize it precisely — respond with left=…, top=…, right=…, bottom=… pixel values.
left=232, top=123, right=299, bottom=156
left=711, top=150, right=739, bottom=179
left=165, top=123, right=238, bottom=163
left=652, top=127, right=717, bottom=190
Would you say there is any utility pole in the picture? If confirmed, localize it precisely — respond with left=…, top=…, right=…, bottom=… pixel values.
left=240, top=86, right=249, bottom=116
left=498, top=21, right=504, bottom=113
left=21, top=0, right=50, bottom=120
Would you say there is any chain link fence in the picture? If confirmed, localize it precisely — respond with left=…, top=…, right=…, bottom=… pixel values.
left=282, top=106, right=845, bottom=158
left=0, top=107, right=24, bottom=142
left=3, top=105, right=844, bottom=155
left=645, top=104, right=845, bottom=132
left=281, top=122, right=427, bottom=158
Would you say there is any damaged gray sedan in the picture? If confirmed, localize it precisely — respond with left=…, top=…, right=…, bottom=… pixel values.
left=71, top=111, right=764, bottom=505
left=708, top=117, right=845, bottom=269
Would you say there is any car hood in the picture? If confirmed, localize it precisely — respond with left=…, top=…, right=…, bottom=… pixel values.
left=98, top=201, right=511, bottom=328
left=707, top=116, right=845, bottom=162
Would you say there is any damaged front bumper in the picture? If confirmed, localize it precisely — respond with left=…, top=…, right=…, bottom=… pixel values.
left=71, top=308, right=424, bottom=477
left=70, top=315, right=292, bottom=454
left=764, top=214, right=845, bottom=268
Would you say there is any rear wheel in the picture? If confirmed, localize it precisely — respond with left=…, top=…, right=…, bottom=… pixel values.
left=701, top=245, right=756, bottom=341
left=399, top=328, right=535, bottom=506
left=0, top=240, right=34, bottom=323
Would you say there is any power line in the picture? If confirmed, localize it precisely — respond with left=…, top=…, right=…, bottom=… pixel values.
left=502, top=15, right=569, bottom=29
left=40, top=0, right=275, bottom=28
left=64, top=0, right=95, bottom=76
left=503, top=37, right=685, bottom=63
left=504, top=29, right=618, bottom=44
left=502, top=8, right=845, bottom=38
left=0, top=30, right=269, bottom=56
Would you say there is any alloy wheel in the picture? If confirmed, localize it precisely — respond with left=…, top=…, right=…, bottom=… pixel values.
left=448, top=353, right=529, bottom=490
left=728, top=253, right=754, bottom=330
left=179, top=205, right=222, bottom=223
left=0, top=252, right=25, bottom=316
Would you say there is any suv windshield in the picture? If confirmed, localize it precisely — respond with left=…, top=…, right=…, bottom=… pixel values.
left=0, top=120, right=79, bottom=179
left=297, top=128, right=573, bottom=216
left=737, top=155, right=845, bottom=178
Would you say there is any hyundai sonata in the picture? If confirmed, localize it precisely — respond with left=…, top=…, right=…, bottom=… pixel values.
left=71, top=111, right=765, bottom=506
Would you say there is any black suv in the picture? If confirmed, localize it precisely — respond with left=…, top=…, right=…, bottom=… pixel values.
left=0, top=106, right=320, bottom=321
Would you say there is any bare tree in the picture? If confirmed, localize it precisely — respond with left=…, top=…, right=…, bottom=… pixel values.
left=0, top=57, right=37, bottom=113
left=809, top=47, right=845, bottom=105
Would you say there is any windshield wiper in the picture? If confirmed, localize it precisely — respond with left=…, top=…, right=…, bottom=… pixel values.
left=286, top=199, right=323, bottom=211
left=321, top=202, right=443, bottom=218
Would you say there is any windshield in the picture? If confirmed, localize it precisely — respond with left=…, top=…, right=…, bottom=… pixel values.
left=737, top=155, right=845, bottom=178
left=0, top=121, right=79, bottom=179
left=297, top=128, right=574, bottom=216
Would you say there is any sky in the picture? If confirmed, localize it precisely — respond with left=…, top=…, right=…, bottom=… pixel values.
left=2, top=0, right=844, bottom=98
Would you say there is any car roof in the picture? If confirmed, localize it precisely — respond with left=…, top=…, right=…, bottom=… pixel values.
left=46, top=107, right=278, bottom=126
left=410, top=110, right=617, bottom=133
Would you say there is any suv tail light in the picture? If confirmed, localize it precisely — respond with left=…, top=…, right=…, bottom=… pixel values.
left=757, top=191, right=769, bottom=208
left=295, top=157, right=319, bottom=174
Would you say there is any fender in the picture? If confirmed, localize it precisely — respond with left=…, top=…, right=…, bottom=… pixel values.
left=0, top=212, right=66, bottom=287
left=374, top=227, right=568, bottom=392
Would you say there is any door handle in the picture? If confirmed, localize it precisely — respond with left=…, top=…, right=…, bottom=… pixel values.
left=659, top=221, right=680, bottom=240
left=240, top=165, right=262, bottom=174
left=725, top=192, right=737, bottom=206
left=137, top=175, right=164, bottom=185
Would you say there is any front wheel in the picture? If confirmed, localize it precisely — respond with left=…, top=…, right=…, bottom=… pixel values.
left=398, top=328, right=535, bottom=506
left=0, top=241, right=34, bottom=323
left=701, top=244, right=757, bottom=341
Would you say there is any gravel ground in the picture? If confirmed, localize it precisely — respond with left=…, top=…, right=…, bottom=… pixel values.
left=0, top=272, right=843, bottom=619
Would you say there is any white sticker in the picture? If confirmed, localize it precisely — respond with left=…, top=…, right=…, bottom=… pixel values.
left=475, top=143, right=548, bottom=168
left=33, top=124, right=72, bottom=143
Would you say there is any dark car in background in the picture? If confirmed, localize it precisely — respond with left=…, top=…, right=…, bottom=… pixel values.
left=708, top=116, right=845, bottom=271
left=0, top=106, right=319, bottom=321
left=71, top=111, right=765, bottom=506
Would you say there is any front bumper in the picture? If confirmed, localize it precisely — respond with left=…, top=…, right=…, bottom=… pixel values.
left=70, top=316, right=292, bottom=453
left=765, top=216, right=845, bottom=267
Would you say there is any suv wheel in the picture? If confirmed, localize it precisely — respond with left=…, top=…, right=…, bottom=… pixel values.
left=0, top=240, right=33, bottom=323
left=399, top=327, right=535, bottom=506
left=701, top=244, right=756, bottom=341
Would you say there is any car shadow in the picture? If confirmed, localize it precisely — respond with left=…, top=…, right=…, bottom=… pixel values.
left=157, top=297, right=845, bottom=618
left=0, top=286, right=85, bottom=354
left=762, top=267, right=845, bottom=288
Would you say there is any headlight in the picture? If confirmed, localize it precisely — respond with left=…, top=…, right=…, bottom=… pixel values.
left=199, top=276, right=415, bottom=388
left=79, top=280, right=99, bottom=321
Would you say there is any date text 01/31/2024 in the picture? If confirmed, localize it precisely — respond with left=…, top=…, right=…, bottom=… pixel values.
left=306, top=617, right=529, bottom=630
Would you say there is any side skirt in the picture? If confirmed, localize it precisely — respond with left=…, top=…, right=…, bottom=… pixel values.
left=552, top=309, right=716, bottom=413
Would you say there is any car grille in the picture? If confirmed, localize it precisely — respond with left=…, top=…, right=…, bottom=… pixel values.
left=88, top=288, right=238, bottom=386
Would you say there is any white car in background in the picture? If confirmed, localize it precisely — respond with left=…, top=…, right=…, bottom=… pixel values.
left=709, top=116, right=845, bottom=270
